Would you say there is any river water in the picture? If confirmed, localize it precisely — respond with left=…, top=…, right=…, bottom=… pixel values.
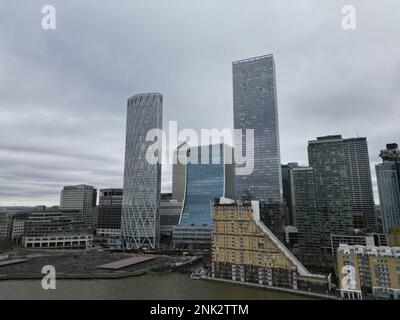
left=0, top=273, right=312, bottom=300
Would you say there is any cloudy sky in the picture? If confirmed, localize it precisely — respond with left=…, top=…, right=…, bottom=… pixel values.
left=0, top=0, right=399, bottom=206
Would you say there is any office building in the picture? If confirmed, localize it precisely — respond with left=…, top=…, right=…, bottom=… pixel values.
left=173, top=144, right=235, bottom=249
left=292, top=166, right=321, bottom=254
left=159, top=199, right=182, bottom=238
left=97, top=188, right=123, bottom=237
left=376, top=143, right=400, bottom=233
left=9, top=214, right=29, bottom=243
left=284, top=225, right=298, bottom=249
left=233, top=54, right=282, bottom=202
left=121, top=93, right=163, bottom=249
left=308, top=135, right=354, bottom=250
left=258, top=201, right=286, bottom=242
left=281, top=163, right=298, bottom=225
left=172, top=142, right=188, bottom=202
left=60, top=185, right=97, bottom=228
left=337, top=244, right=400, bottom=299
left=211, top=198, right=330, bottom=294
left=22, top=210, right=92, bottom=249
left=0, top=213, right=12, bottom=239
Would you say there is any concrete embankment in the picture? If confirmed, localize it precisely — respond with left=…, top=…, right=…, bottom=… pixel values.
left=201, top=276, right=339, bottom=300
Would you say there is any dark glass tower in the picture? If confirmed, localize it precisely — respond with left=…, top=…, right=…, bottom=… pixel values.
left=376, top=143, right=400, bottom=233
left=308, top=135, right=354, bottom=250
left=343, top=137, right=377, bottom=232
left=233, top=54, right=282, bottom=202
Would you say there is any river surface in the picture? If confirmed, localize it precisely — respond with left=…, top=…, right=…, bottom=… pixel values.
left=0, top=273, right=312, bottom=300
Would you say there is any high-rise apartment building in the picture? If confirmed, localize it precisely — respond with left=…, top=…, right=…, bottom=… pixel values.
left=233, top=54, right=282, bottom=202
left=121, top=93, right=163, bottom=249
left=308, top=135, right=354, bottom=250
left=343, top=138, right=377, bottom=231
left=376, top=143, right=400, bottom=233
left=173, top=144, right=235, bottom=248
left=60, top=185, right=97, bottom=228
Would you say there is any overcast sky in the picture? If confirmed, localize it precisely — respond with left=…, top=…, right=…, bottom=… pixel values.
left=0, top=0, right=399, bottom=206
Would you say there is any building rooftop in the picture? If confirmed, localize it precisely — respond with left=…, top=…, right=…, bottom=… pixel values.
left=233, top=54, right=273, bottom=65
left=97, top=256, right=155, bottom=270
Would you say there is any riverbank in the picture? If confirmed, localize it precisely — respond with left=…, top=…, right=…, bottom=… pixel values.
left=201, top=276, right=338, bottom=300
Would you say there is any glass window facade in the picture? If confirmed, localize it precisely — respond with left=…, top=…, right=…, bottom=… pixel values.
left=233, top=54, right=282, bottom=202
left=376, top=163, right=400, bottom=233
left=173, top=144, right=234, bottom=247
left=180, top=144, right=225, bottom=226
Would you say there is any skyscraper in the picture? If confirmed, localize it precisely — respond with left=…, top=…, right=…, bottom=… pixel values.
left=121, top=93, right=163, bottom=249
left=292, top=166, right=321, bottom=254
left=60, top=185, right=97, bottom=228
left=233, top=54, right=282, bottom=202
left=281, top=162, right=299, bottom=225
left=376, top=143, right=400, bottom=233
left=343, top=137, right=377, bottom=231
left=308, top=135, right=354, bottom=250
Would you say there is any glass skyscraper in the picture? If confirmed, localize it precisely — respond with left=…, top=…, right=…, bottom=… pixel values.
left=292, top=166, right=321, bottom=253
left=233, top=54, right=282, bottom=202
left=376, top=143, right=400, bottom=233
left=343, top=137, right=377, bottom=232
left=121, top=93, right=163, bottom=249
left=173, top=144, right=235, bottom=248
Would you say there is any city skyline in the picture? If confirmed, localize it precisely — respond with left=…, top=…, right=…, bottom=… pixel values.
left=1, top=1, right=400, bottom=206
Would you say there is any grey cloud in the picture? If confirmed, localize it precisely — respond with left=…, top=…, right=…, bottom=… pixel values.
left=0, top=0, right=399, bottom=205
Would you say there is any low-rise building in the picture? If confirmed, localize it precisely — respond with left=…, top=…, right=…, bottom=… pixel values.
left=159, top=200, right=182, bottom=237
left=331, top=233, right=388, bottom=258
left=0, top=213, right=12, bottom=239
left=337, top=244, right=400, bottom=299
left=22, top=210, right=92, bottom=250
left=10, top=214, right=29, bottom=243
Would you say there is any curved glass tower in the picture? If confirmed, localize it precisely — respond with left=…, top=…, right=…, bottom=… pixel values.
left=121, top=93, right=163, bottom=249
left=173, top=144, right=235, bottom=248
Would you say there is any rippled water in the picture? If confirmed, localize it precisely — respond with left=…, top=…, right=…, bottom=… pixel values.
left=0, top=273, right=312, bottom=300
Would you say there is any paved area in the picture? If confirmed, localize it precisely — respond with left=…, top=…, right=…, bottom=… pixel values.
left=0, top=251, right=184, bottom=279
